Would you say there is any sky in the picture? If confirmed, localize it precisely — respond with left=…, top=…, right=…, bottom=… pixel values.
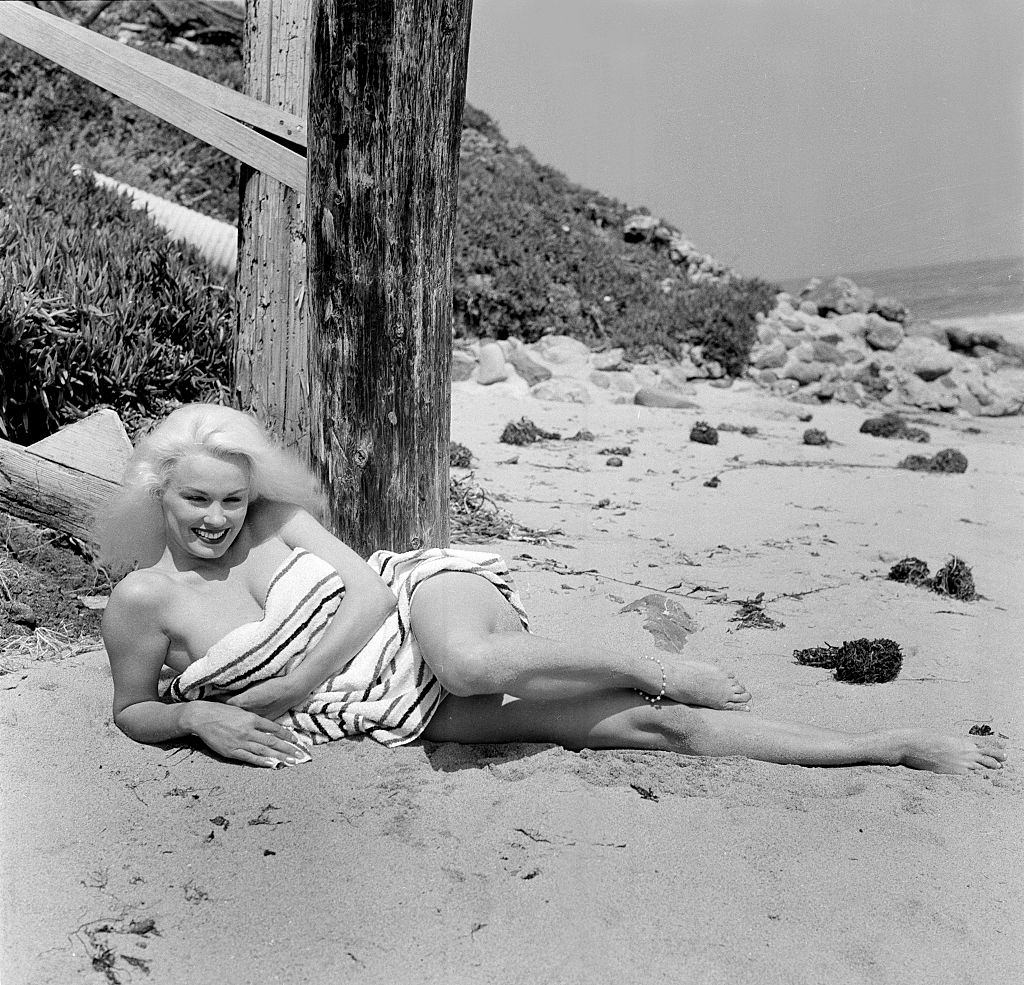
left=464, top=0, right=1024, bottom=281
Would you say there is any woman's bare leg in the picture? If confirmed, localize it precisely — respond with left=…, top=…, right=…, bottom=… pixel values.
left=422, top=691, right=1007, bottom=774
left=409, top=572, right=750, bottom=709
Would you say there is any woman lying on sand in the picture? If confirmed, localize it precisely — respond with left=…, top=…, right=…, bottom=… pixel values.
left=99, top=404, right=1005, bottom=775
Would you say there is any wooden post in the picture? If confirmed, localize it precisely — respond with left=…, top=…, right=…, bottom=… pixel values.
left=306, top=0, right=473, bottom=556
left=235, top=0, right=312, bottom=457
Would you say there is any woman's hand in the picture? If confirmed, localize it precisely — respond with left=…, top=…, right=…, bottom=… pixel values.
left=223, top=676, right=309, bottom=722
left=184, top=702, right=310, bottom=768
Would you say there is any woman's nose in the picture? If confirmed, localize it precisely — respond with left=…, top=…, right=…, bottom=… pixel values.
left=204, top=504, right=226, bottom=524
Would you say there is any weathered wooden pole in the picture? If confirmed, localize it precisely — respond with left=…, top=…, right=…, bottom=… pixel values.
left=306, top=0, right=473, bottom=556
left=235, top=0, right=311, bottom=456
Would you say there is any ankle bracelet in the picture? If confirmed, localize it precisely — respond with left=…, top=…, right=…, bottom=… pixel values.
left=635, top=653, right=667, bottom=709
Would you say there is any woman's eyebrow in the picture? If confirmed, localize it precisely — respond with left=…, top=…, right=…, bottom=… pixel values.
left=180, top=487, right=248, bottom=497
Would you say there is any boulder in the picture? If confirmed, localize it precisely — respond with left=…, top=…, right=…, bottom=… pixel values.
left=830, top=312, right=870, bottom=338
left=589, top=370, right=637, bottom=394
left=623, top=214, right=660, bottom=242
left=533, top=335, right=592, bottom=364
left=476, top=342, right=508, bottom=384
left=798, top=300, right=819, bottom=316
left=871, top=296, right=908, bottom=323
left=895, top=337, right=956, bottom=382
left=810, top=340, right=846, bottom=364
left=591, top=347, right=627, bottom=371
left=753, top=341, right=787, bottom=370
left=782, top=360, right=829, bottom=385
left=507, top=342, right=552, bottom=386
left=803, top=276, right=874, bottom=316
left=668, top=235, right=698, bottom=263
left=865, top=315, right=905, bottom=351
left=530, top=379, right=592, bottom=403
left=633, top=387, right=700, bottom=409
left=451, top=349, right=476, bottom=382
left=903, top=320, right=950, bottom=347
left=756, top=321, right=781, bottom=345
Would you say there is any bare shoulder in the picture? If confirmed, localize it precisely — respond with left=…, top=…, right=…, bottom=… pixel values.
left=106, top=568, right=177, bottom=627
left=245, top=499, right=306, bottom=544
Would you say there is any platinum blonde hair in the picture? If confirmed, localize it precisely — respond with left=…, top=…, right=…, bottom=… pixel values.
left=94, top=403, right=327, bottom=574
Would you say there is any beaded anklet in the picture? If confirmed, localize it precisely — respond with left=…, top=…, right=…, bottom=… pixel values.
left=635, top=653, right=667, bottom=709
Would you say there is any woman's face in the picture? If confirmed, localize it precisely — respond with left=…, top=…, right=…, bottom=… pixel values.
left=160, top=452, right=251, bottom=561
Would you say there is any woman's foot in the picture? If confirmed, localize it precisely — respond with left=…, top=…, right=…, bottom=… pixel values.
left=893, top=729, right=1007, bottom=774
left=665, top=660, right=752, bottom=711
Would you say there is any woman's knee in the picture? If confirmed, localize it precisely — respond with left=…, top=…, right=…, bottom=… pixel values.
left=424, top=634, right=501, bottom=697
left=631, top=700, right=701, bottom=753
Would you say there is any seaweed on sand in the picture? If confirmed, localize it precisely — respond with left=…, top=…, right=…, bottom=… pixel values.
left=449, top=442, right=473, bottom=468
left=860, top=412, right=929, bottom=442
left=500, top=417, right=561, bottom=445
left=802, top=428, right=830, bottom=446
left=887, top=557, right=931, bottom=587
left=449, top=473, right=559, bottom=545
left=728, top=593, right=784, bottom=630
left=794, top=638, right=903, bottom=684
left=897, top=448, right=968, bottom=473
left=689, top=421, right=719, bottom=445
left=930, top=556, right=977, bottom=601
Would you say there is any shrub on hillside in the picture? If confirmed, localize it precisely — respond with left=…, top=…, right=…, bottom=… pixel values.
left=0, top=39, right=240, bottom=222
left=0, top=122, right=234, bottom=443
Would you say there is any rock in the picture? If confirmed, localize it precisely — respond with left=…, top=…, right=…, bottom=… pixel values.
left=903, top=320, right=950, bottom=346
left=810, top=340, right=846, bottom=364
left=668, top=235, right=698, bottom=263
left=533, top=335, right=592, bottom=364
left=530, top=379, right=592, bottom=403
left=589, top=370, right=637, bottom=393
left=3, top=601, right=37, bottom=628
left=830, top=312, right=870, bottom=338
left=634, top=387, right=700, bottom=409
left=756, top=321, right=781, bottom=345
left=753, top=341, right=787, bottom=370
left=591, top=347, right=627, bottom=371
left=451, top=349, right=476, bottom=382
left=780, top=332, right=803, bottom=350
left=803, top=428, right=830, bottom=445
left=506, top=342, right=552, bottom=385
left=865, top=315, right=904, bottom=351
left=782, top=360, right=828, bottom=385
left=606, top=456, right=624, bottom=467
left=476, top=342, right=508, bottom=384
left=896, top=338, right=956, bottom=382
left=623, top=214, right=660, bottom=242
left=871, top=296, right=908, bottom=323
left=799, top=300, right=819, bottom=316
left=803, top=276, right=873, bottom=316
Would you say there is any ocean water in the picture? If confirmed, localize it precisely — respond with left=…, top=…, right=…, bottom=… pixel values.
left=781, top=255, right=1024, bottom=322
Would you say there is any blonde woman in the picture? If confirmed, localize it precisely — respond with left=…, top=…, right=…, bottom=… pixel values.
left=99, top=403, right=1005, bottom=774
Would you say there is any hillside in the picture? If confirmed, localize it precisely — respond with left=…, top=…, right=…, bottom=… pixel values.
left=0, top=28, right=777, bottom=440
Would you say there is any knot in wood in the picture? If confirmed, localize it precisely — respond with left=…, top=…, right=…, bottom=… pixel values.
left=387, top=411, right=398, bottom=426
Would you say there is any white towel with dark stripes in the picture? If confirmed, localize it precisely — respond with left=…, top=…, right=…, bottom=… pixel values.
left=165, top=546, right=530, bottom=747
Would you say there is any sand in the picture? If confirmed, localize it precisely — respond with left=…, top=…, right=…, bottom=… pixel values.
left=2, top=340, right=1023, bottom=984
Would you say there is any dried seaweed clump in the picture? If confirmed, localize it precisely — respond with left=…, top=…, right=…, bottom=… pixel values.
left=689, top=421, right=719, bottom=445
left=449, top=442, right=473, bottom=468
left=887, top=557, right=931, bottom=587
left=898, top=448, right=968, bottom=473
left=802, top=428, right=830, bottom=446
left=794, top=638, right=903, bottom=684
left=860, top=412, right=930, bottom=443
left=930, top=556, right=977, bottom=601
left=728, top=593, right=784, bottom=630
left=500, top=417, right=561, bottom=446
left=449, top=473, right=556, bottom=545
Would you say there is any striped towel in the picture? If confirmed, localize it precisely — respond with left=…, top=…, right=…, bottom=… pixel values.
left=166, top=546, right=530, bottom=747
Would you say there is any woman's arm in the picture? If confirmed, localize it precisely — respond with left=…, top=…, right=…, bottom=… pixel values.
left=103, top=574, right=307, bottom=767
left=226, top=504, right=399, bottom=717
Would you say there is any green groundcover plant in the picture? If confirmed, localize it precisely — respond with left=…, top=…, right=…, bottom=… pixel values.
left=0, top=37, right=777, bottom=444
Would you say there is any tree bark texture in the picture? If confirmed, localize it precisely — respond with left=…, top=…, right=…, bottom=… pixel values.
left=306, top=0, right=472, bottom=556
left=235, top=0, right=311, bottom=457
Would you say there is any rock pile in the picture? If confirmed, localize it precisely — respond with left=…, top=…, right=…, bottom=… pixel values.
left=620, top=213, right=730, bottom=285
left=747, top=277, right=1024, bottom=417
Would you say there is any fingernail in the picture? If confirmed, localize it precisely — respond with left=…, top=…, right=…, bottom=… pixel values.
left=285, top=757, right=297, bottom=765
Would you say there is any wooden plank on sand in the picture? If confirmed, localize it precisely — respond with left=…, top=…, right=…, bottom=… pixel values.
left=0, top=2, right=307, bottom=190
left=0, top=412, right=131, bottom=542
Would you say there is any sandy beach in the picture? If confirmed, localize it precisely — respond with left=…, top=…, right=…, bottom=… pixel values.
left=2, top=336, right=1023, bottom=984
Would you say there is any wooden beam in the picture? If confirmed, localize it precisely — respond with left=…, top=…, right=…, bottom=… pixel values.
left=0, top=412, right=133, bottom=542
left=0, top=2, right=307, bottom=190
